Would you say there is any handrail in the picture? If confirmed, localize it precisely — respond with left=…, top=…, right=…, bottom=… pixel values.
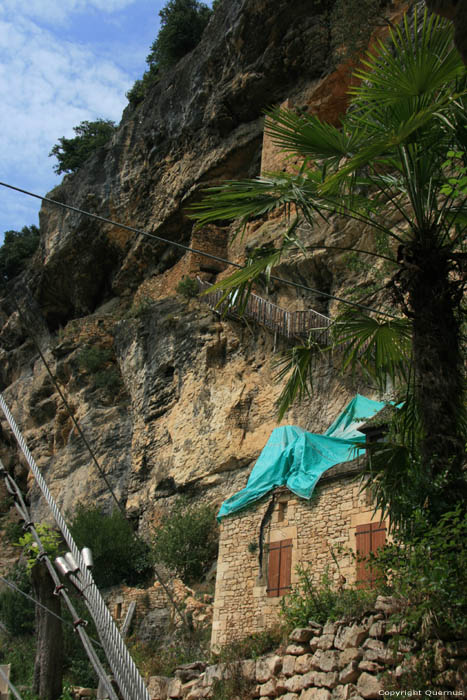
left=197, top=278, right=331, bottom=344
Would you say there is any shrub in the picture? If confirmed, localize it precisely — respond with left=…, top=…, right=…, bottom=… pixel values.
left=0, top=563, right=35, bottom=636
left=146, top=0, right=213, bottom=71
left=374, top=507, right=467, bottom=639
left=280, top=566, right=377, bottom=629
left=0, top=635, right=36, bottom=686
left=49, top=119, right=116, bottom=175
left=0, top=225, right=40, bottom=281
left=210, top=628, right=284, bottom=700
left=77, top=344, right=113, bottom=373
left=129, top=625, right=211, bottom=677
left=126, top=64, right=160, bottom=107
left=77, top=344, right=123, bottom=393
left=176, top=276, right=199, bottom=299
left=151, top=498, right=218, bottom=584
left=69, top=505, right=152, bottom=588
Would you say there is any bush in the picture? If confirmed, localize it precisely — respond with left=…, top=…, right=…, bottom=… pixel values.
left=146, top=0, right=212, bottom=71
left=210, top=629, right=283, bottom=700
left=77, top=344, right=123, bottom=393
left=374, top=508, right=467, bottom=639
left=49, top=119, right=116, bottom=175
left=129, top=625, right=211, bottom=677
left=126, top=64, right=160, bottom=107
left=280, top=566, right=377, bottom=629
left=0, top=225, right=40, bottom=281
left=0, top=634, right=36, bottom=686
left=176, top=276, right=199, bottom=299
left=69, top=505, right=152, bottom=588
left=0, top=563, right=35, bottom=636
left=152, top=498, right=218, bottom=584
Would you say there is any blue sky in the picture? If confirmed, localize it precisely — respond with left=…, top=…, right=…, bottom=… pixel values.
left=0, top=1, right=213, bottom=244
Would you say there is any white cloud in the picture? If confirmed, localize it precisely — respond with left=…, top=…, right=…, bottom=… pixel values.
left=0, top=10, right=135, bottom=235
left=0, top=0, right=139, bottom=27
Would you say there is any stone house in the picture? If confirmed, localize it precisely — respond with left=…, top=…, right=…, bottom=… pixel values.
left=211, top=435, right=387, bottom=650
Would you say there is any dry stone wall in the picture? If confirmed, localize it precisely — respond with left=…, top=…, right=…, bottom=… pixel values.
left=147, top=597, right=467, bottom=699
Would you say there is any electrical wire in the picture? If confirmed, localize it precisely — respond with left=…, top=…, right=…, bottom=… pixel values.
left=0, top=462, right=121, bottom=700
left=0, top=396, right=150, bottom=700
left=0, top=180, right=398, bottom=319
left=0, top=575, right=103, bottom=648
left=10, top=294, right=192, bottom=630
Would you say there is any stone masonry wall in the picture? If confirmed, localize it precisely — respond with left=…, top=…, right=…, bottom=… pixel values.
left=147, top=595, right=467, bottom=698
left=211, top=465, right=386, bottom=649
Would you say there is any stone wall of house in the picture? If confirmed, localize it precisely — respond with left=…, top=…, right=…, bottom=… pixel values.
left=211, top=465, right=386, bottom=649
left=146, top=596, right=467, bottom=699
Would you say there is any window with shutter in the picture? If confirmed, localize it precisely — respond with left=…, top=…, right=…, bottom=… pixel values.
left=267, top=539, right=292, bottom=597
left=355, top=521, right=387, bottom=587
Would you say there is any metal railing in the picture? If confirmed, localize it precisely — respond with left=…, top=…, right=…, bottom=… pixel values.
left=197, top=278, right=331, bottom=344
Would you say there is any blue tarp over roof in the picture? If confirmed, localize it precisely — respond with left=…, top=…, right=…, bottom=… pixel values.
left=217, top=394, right=386, bottom=520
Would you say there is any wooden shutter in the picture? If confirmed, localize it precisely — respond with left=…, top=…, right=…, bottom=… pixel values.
left=356, top=521, right=386, bottom=588
left=267, top=539, right=292, bottom=597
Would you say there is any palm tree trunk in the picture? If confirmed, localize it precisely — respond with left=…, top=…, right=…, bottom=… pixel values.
left=407, top=235, right=465, bottom=515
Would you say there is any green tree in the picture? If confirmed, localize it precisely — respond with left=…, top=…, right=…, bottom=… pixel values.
left=190, top=12, right=467, bottom=531
left=146, top=0, right=212, bottom=71
left=49, top=119, right=116, bottom=175
left=0, top=225, right=40, bottom=281
left=69, top=505, right=152, bottom=588
left=152, top=499, right=218, bottom=584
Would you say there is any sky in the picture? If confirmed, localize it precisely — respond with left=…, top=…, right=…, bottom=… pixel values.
left=0, top=0, right=213, bottom=244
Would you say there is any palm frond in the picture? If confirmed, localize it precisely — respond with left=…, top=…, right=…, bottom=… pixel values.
left=333, top=313, right=412, bottom=389
left=200, top=246, right=283, bottom=316
left=351, top=11, right=463, bottom=108
left=264, top=108, right=365, bottom=167
left=273, top=341, right=324, bottom=420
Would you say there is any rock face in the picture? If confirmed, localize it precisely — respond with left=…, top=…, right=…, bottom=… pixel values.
left=0, top=0, right=390, bottom=543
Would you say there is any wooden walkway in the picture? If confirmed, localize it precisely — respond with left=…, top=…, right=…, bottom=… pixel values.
left=197, top=278, right=331, bottom=344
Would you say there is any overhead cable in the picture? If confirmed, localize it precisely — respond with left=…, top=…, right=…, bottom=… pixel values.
left=0, top=181, right=398, bottom=319
left=0, top=462, right=118, bottom=700
left=0, top=396, right=150, bottom=700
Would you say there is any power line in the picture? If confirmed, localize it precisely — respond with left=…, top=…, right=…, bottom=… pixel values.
left=0, top=399, right=150, bottom=700
left=0, top=575, right=102, bottom=646
left=0, top=180, right=398, bottom=319
left=11, top=297, right=126, bottom=519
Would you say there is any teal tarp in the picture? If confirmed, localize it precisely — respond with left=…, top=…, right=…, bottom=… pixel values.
left=217, top=394, right=386, bottom=520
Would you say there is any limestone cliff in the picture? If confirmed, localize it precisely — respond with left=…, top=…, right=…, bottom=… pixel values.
left=0, top=0, right=395, bottom=547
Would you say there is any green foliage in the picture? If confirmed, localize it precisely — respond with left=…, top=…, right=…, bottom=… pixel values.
left=49, top=119, right=116, bottom=174
left=147, top=0, right=212, bottom=71
left=280, top=566, right=377, bottom=629
left=17, top=524, right=62, bottom=571
left=130, top=625, right=211, bottom=677
left=210, top=628, right=283, bottom=700
left=77, top=343, right=123, bottom=394
left=0, top=225, right=40, bottom=281
left=69, top=505, right=152, bottom=588
left=190, top=11, right=467, bottom=531
left=0, top=634, right=36, bottom=686
left=375, top=508, right=467, bottom=639
left=151, top=498, right=218, bottom=584
left=126, top=64, right=160, bottom=107
left=176, top=275, right=199, bottom=298
left=77, top=344, right=113, bottom=372
left=213, top=627, right=284, bottom=664
left=0, top=563, right=35, bottom=636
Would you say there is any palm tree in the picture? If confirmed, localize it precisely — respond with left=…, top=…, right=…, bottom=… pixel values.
left=190, top=11, right=467, bottom=528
